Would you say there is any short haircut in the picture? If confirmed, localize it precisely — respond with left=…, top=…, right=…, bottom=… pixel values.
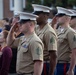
left=4, top=25, right=11, bottom=31
left=3, top=18, right=9, bottom=22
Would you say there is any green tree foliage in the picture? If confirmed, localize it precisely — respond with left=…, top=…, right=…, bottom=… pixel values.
left=68, top=0, right=76, bottom=6
left=43, top=0, right=54, bottom=6
left=25, top=0, right=76, bottom=12
left=55, top=0, right=76, bottom=7
left=55, top=0, right=63, bottom=7
left=32, top=0, right=41, bottom=4
left=25, top=0, right=41, bottom=12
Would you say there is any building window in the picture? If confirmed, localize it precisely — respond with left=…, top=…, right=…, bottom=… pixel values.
left=10, top=0, right=26, bottom=11
left=10, top=0, right=14, bottom=11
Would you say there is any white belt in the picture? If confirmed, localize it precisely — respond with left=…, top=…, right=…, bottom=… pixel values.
left=44, top=61, right=50, bottom=63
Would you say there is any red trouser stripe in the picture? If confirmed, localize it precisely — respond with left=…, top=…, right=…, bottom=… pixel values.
left=44, top=63, right=46, bottom=75
left=64, top=63, right=67, bottom=75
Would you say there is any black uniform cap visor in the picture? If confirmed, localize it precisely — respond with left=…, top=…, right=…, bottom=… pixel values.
left=18, top=19, right=31, bottom=25
left=55, top=13, right=66, bottom=17
left=71, top=16, right=76, bottom=20
left=33, top=11, right=50, bottom=15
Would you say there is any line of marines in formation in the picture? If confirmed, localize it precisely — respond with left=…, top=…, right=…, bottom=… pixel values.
left=0, top=3, right=76, bottom=75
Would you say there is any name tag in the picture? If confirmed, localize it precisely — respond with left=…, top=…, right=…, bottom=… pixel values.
left=22, top=44, right=28, bottom=48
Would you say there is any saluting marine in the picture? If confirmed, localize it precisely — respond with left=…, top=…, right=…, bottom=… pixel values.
left=55, top=7, right=76, bottom=75
left=69, top=10, right=76, bottom=31
left=7, top=12, right=44, bottom=75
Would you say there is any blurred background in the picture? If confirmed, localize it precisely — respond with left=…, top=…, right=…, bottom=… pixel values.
left=0, top=0, right=76, bottom=19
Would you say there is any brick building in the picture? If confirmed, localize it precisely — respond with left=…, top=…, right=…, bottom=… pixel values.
left=0, top=0, right=26, bottom=19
